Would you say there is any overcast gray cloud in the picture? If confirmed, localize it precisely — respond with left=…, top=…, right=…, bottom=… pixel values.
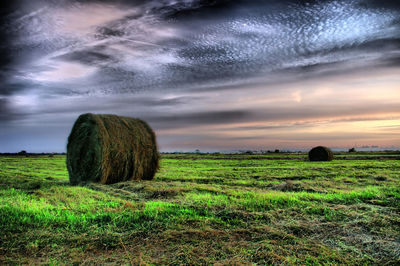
left=0, top=0, right=400, bottom=151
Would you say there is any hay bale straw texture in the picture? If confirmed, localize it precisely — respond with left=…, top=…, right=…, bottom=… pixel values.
left=308, top=146, right=334, bottom=161
left=67, top=113, right=159, bottom=185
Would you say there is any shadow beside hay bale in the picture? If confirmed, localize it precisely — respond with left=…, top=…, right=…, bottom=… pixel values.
left=308, top=146, right=333, bottom=161
left=66, top=113, right=159, bottom=185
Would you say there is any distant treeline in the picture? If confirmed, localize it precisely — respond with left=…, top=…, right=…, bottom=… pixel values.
left=0, top=151, right=66, bottom=156
left=160, top=150, right=400, bottom=155
left=1, top=150, right=399, bottom=156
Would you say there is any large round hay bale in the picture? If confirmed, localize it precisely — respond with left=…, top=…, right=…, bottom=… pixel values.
left=308, top=146, right=333, bottom=161
left=66, top=113, right=159, bottom=185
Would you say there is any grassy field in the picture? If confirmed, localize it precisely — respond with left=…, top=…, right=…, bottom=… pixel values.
left=0, top=153, right=399, bottom=264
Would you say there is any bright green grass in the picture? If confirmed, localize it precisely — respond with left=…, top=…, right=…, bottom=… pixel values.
left=0, top=153, right=399, bottom=264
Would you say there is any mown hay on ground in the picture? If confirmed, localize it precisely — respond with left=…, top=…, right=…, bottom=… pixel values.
left=66, top=113, right=159, bottom=185
left=308, top=146, right=333, bottom=161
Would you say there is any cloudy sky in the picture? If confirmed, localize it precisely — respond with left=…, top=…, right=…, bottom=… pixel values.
left=0, top=0, right=399, bottom=152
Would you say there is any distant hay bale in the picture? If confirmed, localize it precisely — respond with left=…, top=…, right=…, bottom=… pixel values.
left=348, top=147, right=356, bottom=153
left=308, top=146, right=333, bottom=161
left=66, top=113, right=159, bottom=185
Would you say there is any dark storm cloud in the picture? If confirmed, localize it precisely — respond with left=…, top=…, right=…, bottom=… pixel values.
left=141, top=102, right=400, bottom=130
left=55, top=48, right=116, bottom=66
left=0, top=81, right=32, bottom=96
left=333, top=37, right=400, bottom=56
left=358, top=0, right=400, bottom=10
left=30, top=95, right=199, bottom=116
left=166, top=102, right=400, bottom=130
left=228, top=116, right=400, bottom=132
left=221, top=111, right=400, bottom=133
left=220, top=123, right=314, bottom=132
left=0, top=2, right=18, bottom=87
left=147, top=110, right=250, bottom=125
left=0, top=98, right=23, bottom=122
left=0, top=98, right=9, bottom=115
left=253, top=103, right=400, bottom=122
left=383, top=55, right=400, bottom=68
